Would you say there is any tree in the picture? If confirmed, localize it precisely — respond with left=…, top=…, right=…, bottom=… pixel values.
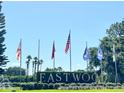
left=75, top=69, right=84, bottom=72
left=90, top=20, right=124, bottom=82
left=5, top=67, right=26, bottom=76
left=39, top=59, right=43, bottom=72
left=89, top=47, right=100, bottom=69
left=105, top=20, right=124, bottom=83
left=37, top=59, right=43, bottom=72
left=26, top=55, right=32, bottom=76
left=34, top=57, right=38, bottom=74
left=57, top=67, right=63, bottom=72
left=0, top=2, right=8, bottom=74
left=45, top=68, right=53, bottom=72
left=100, top=36, right=115, bottom=82
left=32, top=60, right=35, bottom=75
left=88, top=20, right=124, bottom=82
left=44, top=67, right=63, bottom=72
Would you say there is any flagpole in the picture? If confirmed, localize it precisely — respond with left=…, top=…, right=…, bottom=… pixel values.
left=100, top=60, right=103, bottom=83
left=53, top=55, right=55, bottom=70
left=53, top=41, right=55, bottom=70
left=115, top=61, right=118, bottom=84
left=20, top=39, right=22, bottom=84
left=70, top=30, right=72, bottom=72
left=37, top=39, right=40, bottom=72
left=86, top=42, right=88, bottom=72
left=113, top=43, right=118, bottom=84
left=97, top=47, right=103, bottom=83
left=115, top=60, right=118, bottom=84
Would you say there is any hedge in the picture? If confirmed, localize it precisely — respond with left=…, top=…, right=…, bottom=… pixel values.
left=11, top=82, right=124, bottom=90
left=6, top=76, right=33, bottom=82
left=21, top=83, right=60, bottom=90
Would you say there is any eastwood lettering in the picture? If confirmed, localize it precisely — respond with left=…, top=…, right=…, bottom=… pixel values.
left=37, top=72, right=97, bottom=83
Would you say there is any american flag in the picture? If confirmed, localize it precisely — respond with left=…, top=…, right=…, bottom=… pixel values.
left=65, top=32, right=70, bottom=53
left=51, top=41, right=55, bottom=59
left=16, top=40, right=21, bottom=62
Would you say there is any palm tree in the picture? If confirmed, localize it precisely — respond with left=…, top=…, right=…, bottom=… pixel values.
left=34, top=57, right=38, bottom=73
left=26, top=55, right=32, bottom=76
left=39, top=59, right=43, bottom=72
left=37, top=60, right=40, bottom=72
left=32, top=60, right=35, bottom=75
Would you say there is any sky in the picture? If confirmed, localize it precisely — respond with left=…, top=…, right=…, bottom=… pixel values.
left=2, top=1, right=124, bottom=74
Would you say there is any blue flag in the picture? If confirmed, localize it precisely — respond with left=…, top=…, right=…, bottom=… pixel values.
left=83, top=46, right=90, bottom=61
left=97, top=47, right=103, bottom=61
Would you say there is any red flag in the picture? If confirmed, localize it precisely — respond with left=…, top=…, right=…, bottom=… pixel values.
left=16, top=40, right=21, bottom=62
left=51, top=41, right=55, bottom=59
left=65, top=32, right=70, bottom=53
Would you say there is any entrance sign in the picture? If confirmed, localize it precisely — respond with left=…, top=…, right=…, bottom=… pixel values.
left=37, top=72, right=97, bottom=83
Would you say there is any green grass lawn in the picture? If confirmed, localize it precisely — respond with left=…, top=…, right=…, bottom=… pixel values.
left=1, top=89, right=124, bottom=92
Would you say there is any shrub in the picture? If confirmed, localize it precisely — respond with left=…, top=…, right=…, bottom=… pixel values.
left=11, top=82, right=124, bottom=90
left=19, top=83, right=60, bottom=90
left=6, top=76, right=33, bottom=82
